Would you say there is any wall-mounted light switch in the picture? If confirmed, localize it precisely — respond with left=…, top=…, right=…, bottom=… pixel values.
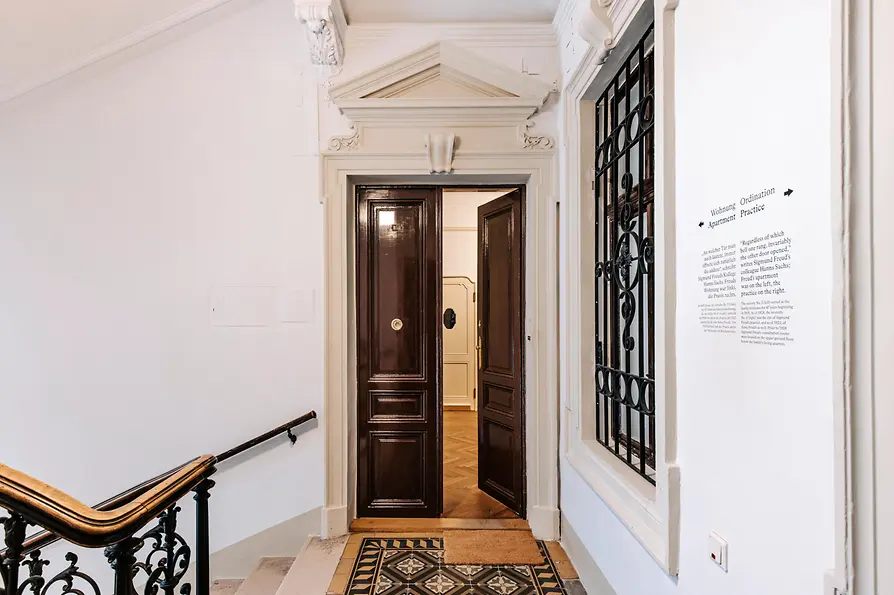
left=708, top=532, right=728, bottom=572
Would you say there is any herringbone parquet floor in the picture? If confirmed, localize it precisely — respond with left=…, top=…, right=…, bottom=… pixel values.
left=442, top=411, right=518, bottom=519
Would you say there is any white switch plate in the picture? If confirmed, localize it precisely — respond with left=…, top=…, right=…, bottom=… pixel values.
left=709, top=532, right=728, bottom=572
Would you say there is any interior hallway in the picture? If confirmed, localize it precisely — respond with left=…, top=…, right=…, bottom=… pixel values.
left=442, top=410, right=518, bottom=519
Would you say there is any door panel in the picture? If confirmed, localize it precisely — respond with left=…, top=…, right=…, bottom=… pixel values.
left=357, top=187, right=441, bottom=517
left=443, top=277, right=476, bottom=409
left=477, top=190, right=525, bottom=515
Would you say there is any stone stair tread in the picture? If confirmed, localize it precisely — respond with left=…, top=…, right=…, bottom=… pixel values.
left=212, top=579, right=245, bottom=595
left=233, top=557, right=295, bottom=595
left=275, top=536, right=348, bottom=595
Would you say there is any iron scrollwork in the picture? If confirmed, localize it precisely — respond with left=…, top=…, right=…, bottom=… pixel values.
left=19, top=552, right=101, bottom=595
left=2, top=504, right=193, bottom=595
left=2, top=514, right=101, bottom=595
left=593, top=22, right=657, bottom=483
left=133, top=507, right=191, bottom=595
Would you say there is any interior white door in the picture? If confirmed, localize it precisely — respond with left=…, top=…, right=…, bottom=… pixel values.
left=442, top=276, right=476, bottom=410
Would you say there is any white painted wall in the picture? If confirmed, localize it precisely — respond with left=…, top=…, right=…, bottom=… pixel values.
left=0, top=0, right=321, bottom=580
left=442, top=191, right=511, bottom=282
left=558, top=1, right=835, bottom=594
left=0, top=0, right=564, bottom=581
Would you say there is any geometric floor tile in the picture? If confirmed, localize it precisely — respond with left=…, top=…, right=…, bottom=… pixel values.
left=347, top=537, right=567, bottom=595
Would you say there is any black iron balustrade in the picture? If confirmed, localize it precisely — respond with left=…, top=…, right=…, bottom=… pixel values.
left=0, top=411, right=316, bottom=595
left=593, top=23, right=657, bottom=484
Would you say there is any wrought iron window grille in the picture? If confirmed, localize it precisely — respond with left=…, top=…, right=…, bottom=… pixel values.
left=593, top=23, right=657, bottom=484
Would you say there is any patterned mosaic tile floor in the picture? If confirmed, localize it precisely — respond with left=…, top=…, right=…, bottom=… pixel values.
left=345, top=537, right=568, bottom=595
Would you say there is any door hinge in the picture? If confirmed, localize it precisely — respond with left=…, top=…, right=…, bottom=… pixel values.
left=473, top=292, right=476, bottom=302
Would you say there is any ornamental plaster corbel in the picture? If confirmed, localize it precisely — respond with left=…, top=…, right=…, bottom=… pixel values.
left=425, top=133, right=457, bottom=173
left=576, top=0, right=615, bottom=65
left=329, top=124, right=360, bottom=151
left=294, top=0, right=346, bottom=76
left=518, top=119, right=555, bottom=150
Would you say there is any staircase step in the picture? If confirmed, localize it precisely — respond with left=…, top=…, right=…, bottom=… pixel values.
left=275, top=536, right=348, bottom=595
left=233, top=557, right=295, bottom=595
left=212, top=579, right=244, bottom=595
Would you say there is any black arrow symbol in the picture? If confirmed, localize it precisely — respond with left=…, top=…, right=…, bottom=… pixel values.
left=784, top=188, right=794, bottom=196
left=698, top=221, right=704, bottom=228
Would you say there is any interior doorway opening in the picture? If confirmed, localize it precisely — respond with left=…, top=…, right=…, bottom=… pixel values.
left=354, top=184, right=526, bottom=521
left=441, top=187, right=520, bottom=520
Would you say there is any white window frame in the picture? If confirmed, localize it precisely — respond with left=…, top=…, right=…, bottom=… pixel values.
left=560, top=0, right=680, bottom=575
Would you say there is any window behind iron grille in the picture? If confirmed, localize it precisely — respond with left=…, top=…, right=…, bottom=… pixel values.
left=594, top=24, right=656, bottom=484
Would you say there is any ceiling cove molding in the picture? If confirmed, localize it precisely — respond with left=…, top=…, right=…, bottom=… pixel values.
left=294, top=0, right=346, bottom=76
left=552, top=0, right=578, bottom=40
left=0, top=0, right=242, bottom=105
left=346, top=23, right=558, bottom=48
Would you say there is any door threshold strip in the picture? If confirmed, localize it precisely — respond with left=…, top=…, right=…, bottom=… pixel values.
left=350, top=518, right=530, bottom=532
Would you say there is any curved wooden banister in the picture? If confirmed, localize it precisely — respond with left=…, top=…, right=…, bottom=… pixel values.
left=0, top=409, right=316, bottom=562
left=13, top=461, right=191, bottom=555
left=0, top=455, right=216, bottom=548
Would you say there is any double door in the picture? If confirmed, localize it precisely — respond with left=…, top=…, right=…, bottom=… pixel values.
left=355, top=186, right=525, bottom=517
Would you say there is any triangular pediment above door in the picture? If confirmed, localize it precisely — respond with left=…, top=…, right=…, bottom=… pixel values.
left=328, top=42, right=553, bottom=123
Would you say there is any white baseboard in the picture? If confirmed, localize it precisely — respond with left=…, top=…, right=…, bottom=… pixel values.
left=321, top=505, right=349, bottom=539
left=211, top=507, right=322, bottom=579
left=529, top=505, right=560, bottom=541
left=560, top=514, right=618, bottom=595
left=824, top=570, right=846, bottom=595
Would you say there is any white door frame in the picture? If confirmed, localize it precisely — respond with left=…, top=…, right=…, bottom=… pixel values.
left=319, top=153, right=559, bottom=540
left=830, top=0, right=893, bottom=593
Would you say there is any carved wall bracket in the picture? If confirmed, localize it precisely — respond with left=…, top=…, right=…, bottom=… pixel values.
left=518, top=119, right=555, bottom=150
left=329, top=124, right=360, bottom=151
left=294, top=0, right=346, bottom=76
left=425, top=133, right=457, bottom=173
left=576, top=0, right=615, bottom=64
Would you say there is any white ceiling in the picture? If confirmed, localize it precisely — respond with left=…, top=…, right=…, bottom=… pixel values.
left=342, top=0, right=560, bottom=24
left=0, top=0, right=210, bottom=101
left=0, top=0, right=560, bottom=103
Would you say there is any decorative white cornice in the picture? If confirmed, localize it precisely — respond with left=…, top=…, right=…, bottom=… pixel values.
left=294, top=0, right=346, bottom=76
left=328, top=42, right=553, bottom=125
left=348, top=23, right=557, bottom=48
left=576, top=0, right=615, bottom=64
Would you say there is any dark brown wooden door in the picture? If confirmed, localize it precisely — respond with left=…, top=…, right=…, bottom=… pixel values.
left=357, top=187, right=442, bottom=517
left=477, top=190, right=525, bottom=516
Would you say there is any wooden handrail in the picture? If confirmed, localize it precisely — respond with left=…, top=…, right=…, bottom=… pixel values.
left=11, top=462, right=191, bottom=555
left=217, top=411, right=317, bottom=463
left=1, top=410, right=317, bottom=556
left=0, top=455, right=216, bottom=548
